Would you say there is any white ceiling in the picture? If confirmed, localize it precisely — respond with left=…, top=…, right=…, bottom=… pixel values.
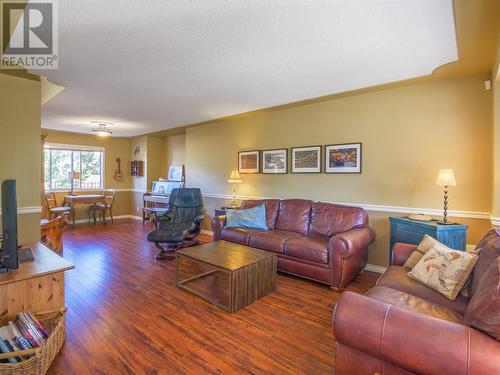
left=40, top=0, right=458, bottom=137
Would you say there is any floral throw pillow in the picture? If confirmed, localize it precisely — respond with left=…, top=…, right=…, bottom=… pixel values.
left=408, top=244, right=478, bottom=300
left=403, top=234, right=446, bottom=270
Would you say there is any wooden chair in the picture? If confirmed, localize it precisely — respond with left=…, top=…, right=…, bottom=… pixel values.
left=45, top=191, right=72, bottom=220
left=41, top=215, right=67, bottom=252
left=88, top=204, right=102, bottom=224
left=96, top=189, right=116, bottom=223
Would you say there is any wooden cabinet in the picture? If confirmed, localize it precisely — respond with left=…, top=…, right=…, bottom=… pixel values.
left=0, top=242, right=74, bottom=325
left=389, top=216, right=467, bottom=260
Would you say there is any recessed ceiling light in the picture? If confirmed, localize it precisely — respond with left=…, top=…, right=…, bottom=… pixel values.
left=91, top=121, right=113, bottom=136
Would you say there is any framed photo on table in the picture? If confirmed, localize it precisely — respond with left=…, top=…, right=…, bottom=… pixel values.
left=262, top=149, right=288, bottom=174
left=291, top=145, right=321, bottom=173
left=325, top=143, right=362, bottom=173
left=238, top=150, right=260, bottom=173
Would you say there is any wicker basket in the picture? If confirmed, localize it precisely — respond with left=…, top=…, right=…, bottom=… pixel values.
left=0, top=309, right=66, bottom=375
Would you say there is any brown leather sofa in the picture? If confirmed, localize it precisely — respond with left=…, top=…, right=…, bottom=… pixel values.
left=332, top=229, right=500, bottom=375
left=211, top=199, right=375, bottom=289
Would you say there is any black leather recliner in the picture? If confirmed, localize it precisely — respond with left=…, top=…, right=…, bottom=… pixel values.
left=147, top=188, right=205, bottom=259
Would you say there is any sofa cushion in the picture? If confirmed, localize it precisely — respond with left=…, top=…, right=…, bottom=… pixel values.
left=366, top=286, right=464, bottom=324
left=283, top=234, right=329, bottom=264
left=469, top=229, right=500, bottom=297
left=248, top=230, right=303, bottom=253
left=309, top=202, right=366, bottom=237
left=408, top=245, right=478, bottom=300
left=221, top=227, right=264, bottom=245
left=241, top=199, right=280, bottom=229
left=376, top=266, right=469, bottom=314
left=403, top=234, right=449, bottom=270
left=275, top=199, right=312, bottom=235
left=225, top=204, right=268, bottom=230
left=464, top=257, right=500, bottom=340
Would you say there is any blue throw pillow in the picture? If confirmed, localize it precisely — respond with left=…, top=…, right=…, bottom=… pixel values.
left=225, top=204, right=268, bottom=230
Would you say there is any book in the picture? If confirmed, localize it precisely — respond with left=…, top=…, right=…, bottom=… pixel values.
left=13, top=318, right=39, bottom=348
left=0, top=311, right=49, bottom=363
left=0, top=339, right=18, bottom=363
left=2, top=339, right=21, bottom=362
left=27, top=312, right=49, bottom=339
left=18, top=314, right=44, bottom=347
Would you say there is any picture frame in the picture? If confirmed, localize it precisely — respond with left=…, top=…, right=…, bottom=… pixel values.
left=325, top=143, right=362, bottom=173
left=262, top=148, right=288, bottom=174
left=291, top=145, right=322, bottom=173
left=152, top=180, right=184, bottom=195
left=238, top=150, right=260, bottom=173
left=168, top=164, right=184, bottom=181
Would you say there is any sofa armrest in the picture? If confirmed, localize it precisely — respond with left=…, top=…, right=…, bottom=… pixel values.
left=333, top=292, right=500, bottom=375
left=211, top=215, right=226, bottom=241
left=328, top=227, right=375, bottom=289
left=391, top=242, right=418, bottom=266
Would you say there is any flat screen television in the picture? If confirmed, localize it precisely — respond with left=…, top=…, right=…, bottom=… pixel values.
left=0, top=179, right=19, bottom=272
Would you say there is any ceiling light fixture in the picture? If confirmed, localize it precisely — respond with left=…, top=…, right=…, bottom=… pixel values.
left=91, top=121, right=113, bottom=136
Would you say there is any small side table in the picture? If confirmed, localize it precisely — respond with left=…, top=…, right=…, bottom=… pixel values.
left=214, top=206, right=240, bottom=217
left=389, top=217, right=467, bottom=259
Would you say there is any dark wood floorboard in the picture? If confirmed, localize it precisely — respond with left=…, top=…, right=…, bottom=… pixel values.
left=47, top=219, right=378, bottom=375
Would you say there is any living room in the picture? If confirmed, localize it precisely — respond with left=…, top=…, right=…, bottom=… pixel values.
left=0, top=0, right=499, bottom=374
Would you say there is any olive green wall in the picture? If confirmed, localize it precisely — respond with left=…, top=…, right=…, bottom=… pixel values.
left=186, top=75, right=492, bottom=211
left=146, top=136, right=166, bottom=188
left=165, top=134, right=186, bottom=167
left=492, top=32, right=500, bottom=222
left=0, top=73, right=41, bottom=244
left=494, top=81, right=500, bottom=220
left=183, top=74, right=494, bottom=267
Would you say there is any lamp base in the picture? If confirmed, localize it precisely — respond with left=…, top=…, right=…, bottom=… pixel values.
left=437, top=220, right=456, bottom=225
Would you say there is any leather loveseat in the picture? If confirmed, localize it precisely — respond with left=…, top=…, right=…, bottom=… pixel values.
left=211, top=199, right=375, bottom=289
left=332, top=229, right=500, bottom=375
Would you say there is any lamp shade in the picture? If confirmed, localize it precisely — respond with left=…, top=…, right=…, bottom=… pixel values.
left=69, top=171, right=81, bottom=180
left=227, top=169, right=242, bottom=184
left=436, top=169, right=456, bottom=187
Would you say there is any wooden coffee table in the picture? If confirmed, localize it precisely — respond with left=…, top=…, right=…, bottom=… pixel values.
left=176, top=240, right=277, bottom=313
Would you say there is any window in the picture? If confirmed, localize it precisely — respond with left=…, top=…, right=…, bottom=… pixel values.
left=44, top=144, right=104, bottom=191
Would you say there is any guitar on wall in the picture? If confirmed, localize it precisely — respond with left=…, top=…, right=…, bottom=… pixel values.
left=114, top=158, right=124, bottom=181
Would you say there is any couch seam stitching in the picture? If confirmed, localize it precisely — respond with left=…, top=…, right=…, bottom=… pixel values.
left=380, top=305, right=391, bottom=374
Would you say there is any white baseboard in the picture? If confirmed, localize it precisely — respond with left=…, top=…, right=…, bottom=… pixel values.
left=71, top=214, right=142, bottom=224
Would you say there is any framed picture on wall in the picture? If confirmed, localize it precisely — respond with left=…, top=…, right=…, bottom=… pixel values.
left=262, top=149, right=287, bottom=174
left=291, top=145, right=321, bottom=173
left=325, top=143, right=362, bottom=173
left=168, top=164, right=185, bottom=181
left=238, top=150, right=260, bottom=173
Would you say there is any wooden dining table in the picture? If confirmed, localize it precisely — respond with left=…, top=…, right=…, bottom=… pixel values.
left=63, top=194, right=105, bottom=225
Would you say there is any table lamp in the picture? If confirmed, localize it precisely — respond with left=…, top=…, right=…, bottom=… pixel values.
left=436, top=169, right=456, bottom=224
left=69, top=171, right=81, bottom=195
left=227, top=169, right=242, bottom=208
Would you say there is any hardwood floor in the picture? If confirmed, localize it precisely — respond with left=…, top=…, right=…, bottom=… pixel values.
left=48, top=219, right=378, bottom=375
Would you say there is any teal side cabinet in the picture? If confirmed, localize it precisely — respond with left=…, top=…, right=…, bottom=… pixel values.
left=389, top=217, right=467, bottom=260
